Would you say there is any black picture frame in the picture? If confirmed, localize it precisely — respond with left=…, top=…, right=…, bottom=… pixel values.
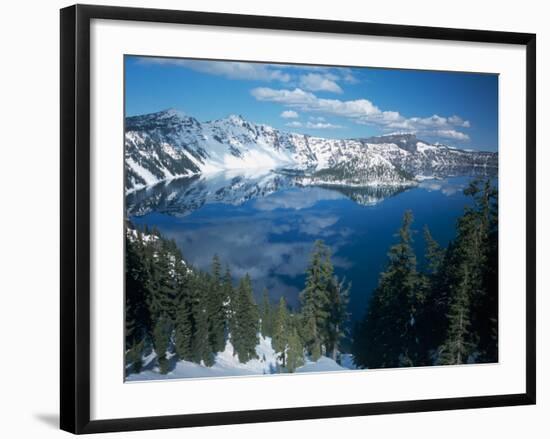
left=60, top=4, right=536, bottom=434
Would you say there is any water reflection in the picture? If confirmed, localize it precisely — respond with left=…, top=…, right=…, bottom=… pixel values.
left=126, top=170, right=413, bottom=217
left=129, top=172, right=483, bottom=316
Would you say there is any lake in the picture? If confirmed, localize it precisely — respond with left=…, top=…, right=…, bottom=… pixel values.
left=128, top=172, right=484, bottom=322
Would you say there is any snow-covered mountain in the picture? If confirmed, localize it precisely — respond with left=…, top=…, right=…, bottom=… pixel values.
left=125, top=109, right=498, bottom=193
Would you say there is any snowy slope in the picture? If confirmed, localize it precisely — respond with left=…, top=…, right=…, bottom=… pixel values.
left=126, top=336, right=354, bottom=381
left=125, top=109, right=498, bottom=193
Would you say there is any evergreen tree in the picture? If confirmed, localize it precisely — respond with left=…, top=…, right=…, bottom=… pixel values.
left=232, top=274, right=259, bottom=363
left=189, top=272, right=215, bottom=366
left=260, top=288, right=274, bottom=338
left=174, top=262, right=193, bottom=362
left=147, top=238, right=187, bottom=372
left=325, top=276, right=350, bottom=362
left=352, top=211, right=425, bottom=368
left=438, top=262, right=474, bottom=365
left=152, top=314, right=171, bottom=374
left=300, top=240, right=333, bottom=361
left=222, top=267, right=235, bottom=338
left=272, top=297, right=290, bottom=367
left=286, top=328, right=305, bottom=372
left=438, top=179, right=498, bottom=364
left=469, top=180, right=498, bottom=362
left=125, top=230, right=152, bottom=373
left=125, top=178, right=499, bottom=375
left=414, top=226, right=447, bottom=363
left=207, top=255, right=226, bottom=353
left=174, top=297, right=193, bottom=361
left=146, top=239, right=179, bottom=323
left=423, top=226, right=445, bottom=275
left=126, top=338, right=145, bottom=375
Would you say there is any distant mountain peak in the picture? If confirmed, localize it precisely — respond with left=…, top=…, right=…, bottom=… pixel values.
left=379, top=132, right=417, bottom=139
left=360, top=132, right=422, bottom=153
left=224, top=114, right=247, bottom=125
left=158, top=108, right=188, bottom=119
left=364, top=132, right=418, bottom=142
left=125, top=108, right=198, bottom=132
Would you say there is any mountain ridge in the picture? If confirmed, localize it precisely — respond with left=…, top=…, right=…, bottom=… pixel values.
left=125, top=109, right=498, bottom=193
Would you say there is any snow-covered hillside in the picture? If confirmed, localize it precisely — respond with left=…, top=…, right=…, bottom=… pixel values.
left=125, top=109, right=498, bottom=193
left=126, top=336, right=353, bottom=381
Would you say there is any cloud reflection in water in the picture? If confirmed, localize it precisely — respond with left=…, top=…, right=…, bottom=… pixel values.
left=129, top=172, right=477, bottom=311
left=157, top=187, right=354, bottom=307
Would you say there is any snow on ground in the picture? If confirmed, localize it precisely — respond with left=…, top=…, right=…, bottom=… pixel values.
left=214, top=336, right=279, bottom=376
left=295, top=353, right=356, bottom=373
left=126, top=336, right=355, bottom=382
left=295, top=356, right=347, bottom=373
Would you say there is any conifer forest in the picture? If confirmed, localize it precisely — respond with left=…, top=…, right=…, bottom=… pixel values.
left=125, top=179, right=498, bottom=379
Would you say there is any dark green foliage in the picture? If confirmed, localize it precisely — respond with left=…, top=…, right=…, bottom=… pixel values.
left=126, top=179, right=498, bottom=376
left=222, top=267, right=236, bottom=336
left=260, top=289, right=275, bottom=338
left=423, top=226, right=445, bottom=275
left=172, top=247, right=193, bottom=361
left=146, top=237, right=187, bottom=373
left=189, top=272, right=215, bottom=367
left=125, top=227, right=218, bottom=374
left=152, top=315, right=172, bottom=374
left=414, top=227, right=447, bottom=362
left=125, top=226, right=351, bottom=375
left=286, top=328, right=305, bottom=373
left=207, top=255, right=226, bottom=353
left=232, top=274, right=260, bottom=363
left=126, top=339, right=145, bottom=374
left=325, top=277, right=350, bottom=362
left=353, top=211, right=425, bottom=369
left=437, top=264, right=474, bottom=365
left=300, top=240, right=333, bottom=360
left=438, top=179, right=498, bottom=365
left=125, top=231, right=152, bottom=371
left=352, top=179, right=498, bottom=369
left=146, top=238, right=180, bottom=323
left=272, top=297, right=290, bottom=366
left=297, top=240, right=351, bottom=363
left=470, top=180, right=498, bottom=363
left=174, top=282, right=193, bottom=361
left=272, top=300, right=306, bottom=373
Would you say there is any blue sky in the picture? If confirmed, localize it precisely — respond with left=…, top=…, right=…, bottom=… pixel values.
left=125, top=56, right=498, bottom=151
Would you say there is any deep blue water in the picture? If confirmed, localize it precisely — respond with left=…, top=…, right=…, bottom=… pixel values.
left=130, top=176, right=478, bottom=322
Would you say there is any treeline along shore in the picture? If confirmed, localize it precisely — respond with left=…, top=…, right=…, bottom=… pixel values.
left=125, top=179, right=498, bottom=376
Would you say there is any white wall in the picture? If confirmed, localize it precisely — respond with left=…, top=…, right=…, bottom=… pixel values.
left=0, top=0, right=547, bottom=437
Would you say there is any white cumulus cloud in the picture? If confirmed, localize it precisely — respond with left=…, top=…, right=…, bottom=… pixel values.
left=139, top=58, right=291, bottom=82
left=305, top=122, right=343, bottom=129
left=280, top=110, right=299, bottom=119
left=299, top=73, right=343, bottom=93
left=252, top=87, right=471, bottom=142
left=286, top=120, right=342, bottom=130
left=448, top=115, right=471, bottom=128
left=434, top=129, right=470, bottom=141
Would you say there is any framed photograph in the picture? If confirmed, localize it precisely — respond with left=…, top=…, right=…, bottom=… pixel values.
left=60, top=4, right=536, bottom=434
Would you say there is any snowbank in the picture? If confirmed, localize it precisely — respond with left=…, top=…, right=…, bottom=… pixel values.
left=126, top=336, right=355, bottom=382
